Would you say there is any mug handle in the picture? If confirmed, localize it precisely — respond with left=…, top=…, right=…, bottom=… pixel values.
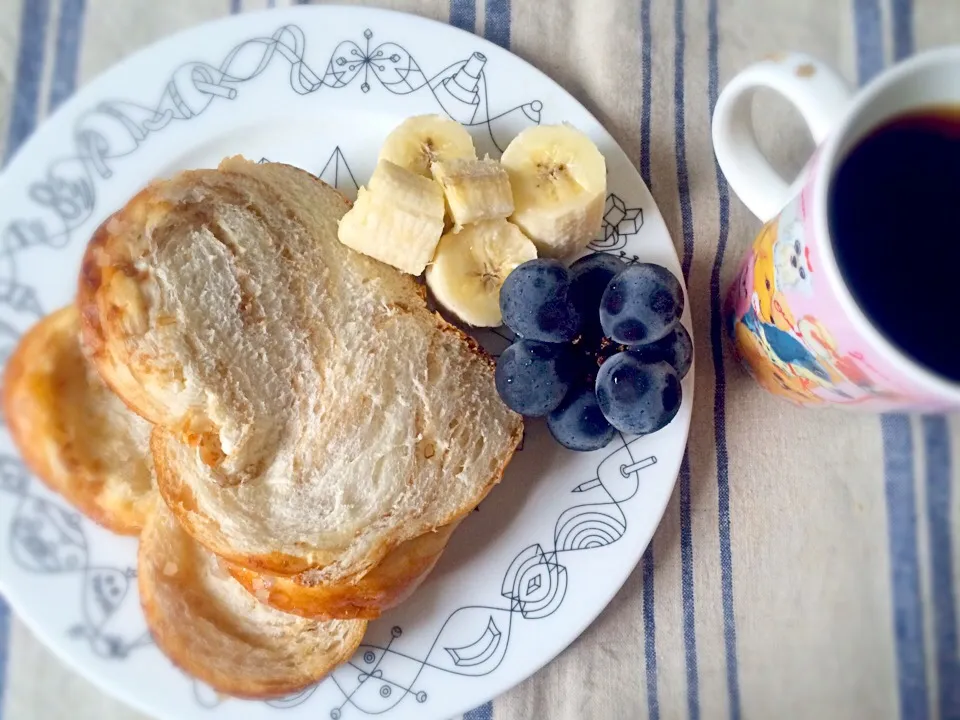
left=712, top=53, right=854, bottom=221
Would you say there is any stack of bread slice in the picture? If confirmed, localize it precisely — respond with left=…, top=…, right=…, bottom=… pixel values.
left=4, top=158, right=523, bottom=698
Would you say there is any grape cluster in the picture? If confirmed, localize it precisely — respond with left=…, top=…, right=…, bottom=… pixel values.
left=495, top=255, right=690, bottom=451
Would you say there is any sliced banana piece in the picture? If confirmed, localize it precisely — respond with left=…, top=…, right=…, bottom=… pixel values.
left=426, top=219, right=537, bottom=327
left=379, top=114, right=477, bottom=178
left=431, top=157, right=514, bottom=228
left=500, top=124, right=606, bottom=259
left=338, top=159, right=445, bottom=275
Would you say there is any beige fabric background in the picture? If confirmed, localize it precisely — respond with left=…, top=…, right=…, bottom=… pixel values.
left=0, top=1, right=958, bottom=719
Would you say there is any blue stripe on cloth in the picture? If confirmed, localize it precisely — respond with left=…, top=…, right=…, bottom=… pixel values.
left=856, top=3, right=928, bottom=718
left=879, top=415, right=929, bottom=720
left=4, top=0, right=51, bottom=163
left=639, top=0, right=652, bottom=189
left=642, top=545, right=660, bottom=720
left=230, top=0, right=241, bottom=13
left=49, top=0, right=86, bottom=111
left=463, top=703, right=493, bottom=720
left=2, top=0, right=55, bottom=713
left=922, top=416, right=959, bottom=720
left=706, top=0, right=740, bottom=716
left=639, top=3, right=659, bottom=716
left=449, top=0, right=476, bottom=33
left=679, top=452, right=700, bottom=720
left=672, top=0, right=694, bottom=282
left=891, top=0, right=914, bottom=61
left=484, top=0, right=510, bottom=49
left=672, top=1, right=701, bottom=715
left=854, top=0, right=885, bottom=83
left=894, top=6, right=951, bottom=719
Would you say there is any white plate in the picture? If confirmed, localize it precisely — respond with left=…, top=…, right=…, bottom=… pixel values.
left=0, top=6, right=692, bottom=719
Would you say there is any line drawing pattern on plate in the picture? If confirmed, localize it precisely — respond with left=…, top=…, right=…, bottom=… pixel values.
left=321, top=28, right=542, bottom=147
left=319, top=146, right=360, bottom=193
left=588, top=193, right=645, bottom=262
left=319, top=434, right=656, bottom=717
left=199, top=435, right=655, bottom=717
left=0, top=455, right=151, bottom=658
left=0, top=23, right=542, bottom=282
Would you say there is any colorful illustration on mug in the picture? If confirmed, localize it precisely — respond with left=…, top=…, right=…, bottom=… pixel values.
left=772, top=219, right=813, bottom=296
left=727, top=212, right=900, bottom=406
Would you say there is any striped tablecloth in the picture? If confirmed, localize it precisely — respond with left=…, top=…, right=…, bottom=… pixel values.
left=1, top=1, right=958, bottom=719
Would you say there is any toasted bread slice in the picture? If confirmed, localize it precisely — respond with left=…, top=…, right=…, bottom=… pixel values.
left=3, top=306, right=453, bottom=616
left=3, top=306, right=154, bottom=534
left=229, top=521, right=457, bottom=620
left=79, top=157, right=522, bottom=577
left=139, top=500, right=366, bottom=699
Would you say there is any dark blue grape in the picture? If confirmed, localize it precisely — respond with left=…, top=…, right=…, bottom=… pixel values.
left=499, top=259, right=581, bottom=343
left=595, top=354, right=681, bottom=435
left=546, top=384, right=616, bottom=451
left=569, top=253, right=626, bottom=341
left=495, top=340, right=574, bottom=416
left=627, top=324, right=693, bottom=379
left=599, top=263, right=684, bottom=345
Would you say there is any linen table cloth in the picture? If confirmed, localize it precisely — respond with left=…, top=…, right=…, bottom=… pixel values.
left=0, top=1, right=958, bottom=719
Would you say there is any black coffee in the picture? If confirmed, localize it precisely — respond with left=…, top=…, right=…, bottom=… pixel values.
left=830, top=106, right=960, bottom=383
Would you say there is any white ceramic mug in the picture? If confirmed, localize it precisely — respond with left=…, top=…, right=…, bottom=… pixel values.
left=712, top=47, right=960, bottom=410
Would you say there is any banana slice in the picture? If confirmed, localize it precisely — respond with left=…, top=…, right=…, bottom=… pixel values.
left=500, top=124, right=606, bottom=259
left=426, top=219, right=537, bottom=327
left=431, top=157, right=514, bottom=227
left=338, top=159, right=445, bottom=275
left=379, top=115, right=477, bottom=178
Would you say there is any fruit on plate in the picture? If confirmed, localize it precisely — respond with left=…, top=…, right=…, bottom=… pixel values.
left=379, top=114, right=477, bottom=177
left=500, top=124, right=606, bottom=259
left=494, top=339, right=574, bottom=417
left=628, top=324, right=693, bottom=381
left=599, top=263, right=684, bottom=345
left=499, top=258, right=582, bottom=343
left=426, top=218, right=537, bottom=327
left=495, top=255, right=689, bottom=451
left=595, top=355, right=682, bottom=436
left=569, top=252, right=628, bottom=341
left=431, top=157, right=515, bottom=227
left=338, top=158, right=445, bottom=275
left=546, top=384, right=616, bottom=452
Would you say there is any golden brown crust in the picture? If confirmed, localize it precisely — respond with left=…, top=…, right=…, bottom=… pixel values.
left=77, top=188, right=185, bottom=430
left=76, top=209, right=114, bottom=366
left=229, top=522, right=457, bottom=620
left=139, top=501, right=366, bottom=699
left=3, top=307, right=153, bottom=534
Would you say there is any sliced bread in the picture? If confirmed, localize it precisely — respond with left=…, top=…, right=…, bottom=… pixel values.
left=78, top=157, right=523, bottom=576
left=229, top=521, right=457, bottom=620
left=139, top=500, right=365, bottom=698
left=3, top=306, right=154, bottom=534
left=3, top=303, right=458, bottom=614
